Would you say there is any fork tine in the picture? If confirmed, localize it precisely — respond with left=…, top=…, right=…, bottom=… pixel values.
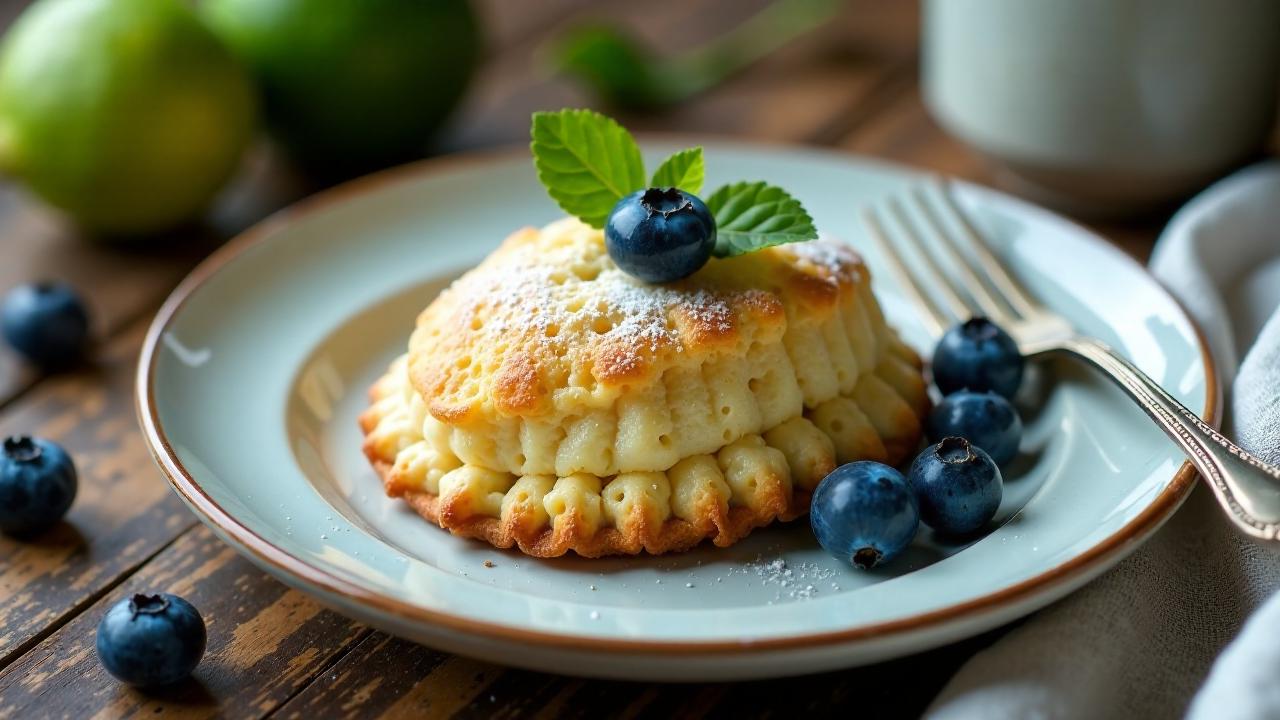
left=859, top=206, right=950, bottom=337
left=908, top=184, right=1019, bottom=326
left=928, top=178, right=1041, bottom=318
left=884, top=196, right=975, bottom=323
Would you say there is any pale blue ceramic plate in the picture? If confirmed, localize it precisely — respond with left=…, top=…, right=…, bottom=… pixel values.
left=137, top=141, right=1215, bottom=680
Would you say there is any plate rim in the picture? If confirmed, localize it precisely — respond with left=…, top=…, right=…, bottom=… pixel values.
left=135, top=139, right=1218, bottom=655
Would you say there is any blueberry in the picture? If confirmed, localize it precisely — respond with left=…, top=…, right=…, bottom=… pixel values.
left=96, top=593, right=207, bottom=687
left=605, top=187, right=716, bottom=283
left=1, top=282, right=90, bottom=367
left=925, top=390, right=1023, bottom=467
left=932, top=317, right=1023, bottom=399
left=0, top=436, right=77, bottom=536
left=907, top=437, right=1002, bottom=535
left=810, top=461, right=919, bottom=569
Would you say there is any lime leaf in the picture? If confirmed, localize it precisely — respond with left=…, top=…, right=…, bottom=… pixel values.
left=530, top=109, right=646, bottom=228
left=650, top=147, right=704, bottom=195
left=706, top=181, right=816, bottom=257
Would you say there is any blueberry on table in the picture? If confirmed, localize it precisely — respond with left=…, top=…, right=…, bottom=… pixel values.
left=810, top=461, right=920, bottom=570
left=907, top=437, right=1003, bottom=536
left=1, top=282, right=90, bottom=367
left=605, top=187, right=716, bottom=283
left=931, top=317, right=1023, bottom=399
left=0, top=436, right=77, bottom=536
left=96, top=593, right=207, bottom=687
left=925, top=390, right=1023, bottom=467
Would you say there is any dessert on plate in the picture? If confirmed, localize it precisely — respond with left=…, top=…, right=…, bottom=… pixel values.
left=360, top=110, right=928, bottom=557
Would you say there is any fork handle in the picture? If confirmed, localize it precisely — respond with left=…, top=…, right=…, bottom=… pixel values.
left=1055, top=336, right=1280, bottom=540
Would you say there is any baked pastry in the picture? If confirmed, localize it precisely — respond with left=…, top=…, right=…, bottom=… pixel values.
left=360, top=217, right=929, bottom=557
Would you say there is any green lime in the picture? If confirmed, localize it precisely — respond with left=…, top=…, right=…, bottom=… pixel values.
left=0, top=0, right=255, bottom=235
left=201, top=0, right=480, bottom=177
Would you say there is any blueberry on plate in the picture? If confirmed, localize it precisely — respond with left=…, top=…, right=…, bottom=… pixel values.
left=925, top=390, right=1023, bottom=467
left=931, top=317, right=1023, bottom=399
left=0, top=436, right=77, bottom=536
left=1, top=281, right=90, bottom=367
left=96, top=593, right=207, bottom=687
left=605, top=187, right=716, bottom=283
left=810, top=461, right=919, bottom=570
left=907, top=437, right=1002, bottom=536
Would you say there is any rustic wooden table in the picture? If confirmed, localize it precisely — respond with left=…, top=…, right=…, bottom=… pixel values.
left=0, top=1, right=1192, bottom=717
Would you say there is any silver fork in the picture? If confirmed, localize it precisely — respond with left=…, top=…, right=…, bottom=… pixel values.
left=860, top=179, right=1280, bottom=541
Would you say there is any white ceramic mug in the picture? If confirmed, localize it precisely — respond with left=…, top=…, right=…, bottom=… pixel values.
left=923, top=0, right=1280, bottom=215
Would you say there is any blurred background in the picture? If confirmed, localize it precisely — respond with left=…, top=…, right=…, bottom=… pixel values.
left=0, top=0, right=1274, bottom=263
left=0, top=0, right=1276, bottom=715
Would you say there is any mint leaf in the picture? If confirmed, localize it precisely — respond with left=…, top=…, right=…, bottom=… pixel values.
left=650, top=147, right=704, bottom=195
left=706, top=181, right=816, bottom=257
left=531, top=109, right=646, bottom=228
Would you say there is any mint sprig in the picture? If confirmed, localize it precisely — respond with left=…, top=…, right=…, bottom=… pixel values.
left=706, top=181, right=817, bottom=257
left=531, top=109, right=645, bottom=228
left=650, top=147, right=704, bottom=195
left=530, top=109, right=817, bottom=260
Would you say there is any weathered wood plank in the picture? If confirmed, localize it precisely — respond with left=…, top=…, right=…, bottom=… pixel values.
left=268, top=625, right=1003, bottom=720
left=0, top=526, right=369, bottom=720
left=270, top=634, right=575, bottom=720
left=270, top=635, right=453, bottom=720
left=0, top=318, right=198, bottom=670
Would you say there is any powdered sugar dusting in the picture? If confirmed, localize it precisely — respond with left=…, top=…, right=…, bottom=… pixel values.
left=726, top=555, right=840, bottom=602
left=442, top=225, right=739, bottom=363
left=786, top=235, right=862, bottom=277
left=416, top=221, right=871, bottom=409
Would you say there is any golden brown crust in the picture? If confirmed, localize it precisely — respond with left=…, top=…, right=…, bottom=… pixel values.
left=493, top=354, right=545, bottom=416
left=364, top=453, right=819, bottom=559
left=359, top=365, right=924, bottom=559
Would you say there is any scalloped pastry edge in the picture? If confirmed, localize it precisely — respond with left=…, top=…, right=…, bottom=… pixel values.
left=359, top=342, right=927, bottom=558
